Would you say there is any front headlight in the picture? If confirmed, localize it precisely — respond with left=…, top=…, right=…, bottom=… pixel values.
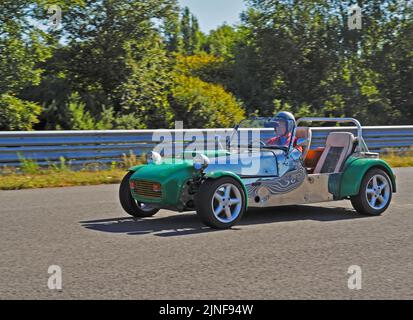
left=193, top=154, right=210, bottom=170
left=146, top=151, right=162, bottom=165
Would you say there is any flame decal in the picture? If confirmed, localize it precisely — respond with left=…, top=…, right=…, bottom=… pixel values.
left=247, top=166, right=306, bottom=196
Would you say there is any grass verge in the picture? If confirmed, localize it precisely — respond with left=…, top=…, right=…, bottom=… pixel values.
left=381, top=153, right=413, bottom=168
left=0, top=169, right=127, bottom=190
left=0, top=152, right=143, bottom=190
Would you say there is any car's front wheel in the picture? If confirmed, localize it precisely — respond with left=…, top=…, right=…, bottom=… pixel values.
left=195, top=177, right=246, bottom=229
left=351, top=168, right=393, bottom=216
left=119, top=172, right=160, bottom=218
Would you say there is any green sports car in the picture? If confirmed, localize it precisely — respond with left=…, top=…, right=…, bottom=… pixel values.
left=119, top=117, right=396, bottom=229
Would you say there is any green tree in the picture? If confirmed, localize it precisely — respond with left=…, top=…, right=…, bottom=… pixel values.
left=170, top=54, right=245, bottom=128
left=175, top=54, right=231, bottom=85
left=0, top=93, right=42, bottom=130
left=180, top=7, right=204, bottom=55
left=164, top=9, right=183, bottom=52
left=231, top=0, right=412, bottom=124
left=64, top=93, right=114, bottom=130
left=170, top=74, right=245, bottom=128
left=50, top=0, right=178, bottom=128
left=2, top=0, right=411, bottom=131
left=204, top=24, right=240, bottom=60
left=115, top=38, right=174, bottom=129
left=0, top=0, right=83, bottom=130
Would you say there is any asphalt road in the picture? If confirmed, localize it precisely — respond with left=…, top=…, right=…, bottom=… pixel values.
left=0, top=168, right=412, bottom=300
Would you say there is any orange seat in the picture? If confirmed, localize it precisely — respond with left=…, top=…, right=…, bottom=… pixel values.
left=304, top=148, right=324, bottom=171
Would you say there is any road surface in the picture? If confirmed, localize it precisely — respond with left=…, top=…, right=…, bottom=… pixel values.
left=0, top=168, right=412, bottom=299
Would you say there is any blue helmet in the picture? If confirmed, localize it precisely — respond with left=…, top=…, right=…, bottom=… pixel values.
left=274, top=111, right=296, bottom=132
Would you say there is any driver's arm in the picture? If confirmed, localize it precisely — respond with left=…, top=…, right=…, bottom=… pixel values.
left=293, top=137, right=303, bottom=153
left=266, top=137, right=279, bottom=146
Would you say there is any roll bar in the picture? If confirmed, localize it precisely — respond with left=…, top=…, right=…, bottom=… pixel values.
left=296, top=117, right=369, bottom=153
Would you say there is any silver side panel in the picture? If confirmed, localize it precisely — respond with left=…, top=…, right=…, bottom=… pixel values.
left=204, top=150, right=281, bottom=177
left=246, top=173, right=335, bottom=208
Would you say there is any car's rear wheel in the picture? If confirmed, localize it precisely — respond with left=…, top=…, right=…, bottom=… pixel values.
left=351, top=168, right=392, bottom=216
left=195, top=177, right=246, bottom=229
left=119, top=172, right=159, bottom=218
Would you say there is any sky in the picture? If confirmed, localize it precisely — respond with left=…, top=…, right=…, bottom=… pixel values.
left=178, top=0, right=247, bottom=33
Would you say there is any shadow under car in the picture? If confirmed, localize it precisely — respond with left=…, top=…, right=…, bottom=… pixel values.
left=80, top=204, right=369, bottom=238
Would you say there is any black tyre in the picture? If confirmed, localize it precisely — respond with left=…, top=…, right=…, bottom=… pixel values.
left=195, top=177, right=246, bottom=229
left=351, top=168, right=393, bottom=216
left=119, top=172, right=159, bottom=218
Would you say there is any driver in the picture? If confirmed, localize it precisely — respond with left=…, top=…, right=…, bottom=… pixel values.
left=266, top=111, right=303, bottom=153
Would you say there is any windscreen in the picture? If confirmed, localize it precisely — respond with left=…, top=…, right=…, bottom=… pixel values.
left=231, top=118, right=288, bottom=150
left=238, top=118, right=278, bottom=129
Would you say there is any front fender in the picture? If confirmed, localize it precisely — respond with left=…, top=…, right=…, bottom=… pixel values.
left=340, top=157, right=396, bottom=199
left=128, top=165, right=145, bottom=172
left=204, top=171, right=249, bottom=207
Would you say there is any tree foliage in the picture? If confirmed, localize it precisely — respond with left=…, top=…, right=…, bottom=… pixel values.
left=0, top=94, right=42, bottom=130
left=170, top=54, right=245, bottom=128
left=0, top=0, right=411, bottom=131
left=230, top=0, right=413, bottom=124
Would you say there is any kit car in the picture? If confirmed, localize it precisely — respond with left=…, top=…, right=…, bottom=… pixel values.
left=119, top=117, right=396, bottom=229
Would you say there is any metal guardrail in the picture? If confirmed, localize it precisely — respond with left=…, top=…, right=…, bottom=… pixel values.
left=0, top=126, right=412, bottom=168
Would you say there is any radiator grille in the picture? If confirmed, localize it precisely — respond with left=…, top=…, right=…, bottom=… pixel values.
left=133, top=180, right=162, bottom=199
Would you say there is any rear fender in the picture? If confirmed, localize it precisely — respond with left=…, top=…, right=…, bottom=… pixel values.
left=340, top=157, right=396, bottom=198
